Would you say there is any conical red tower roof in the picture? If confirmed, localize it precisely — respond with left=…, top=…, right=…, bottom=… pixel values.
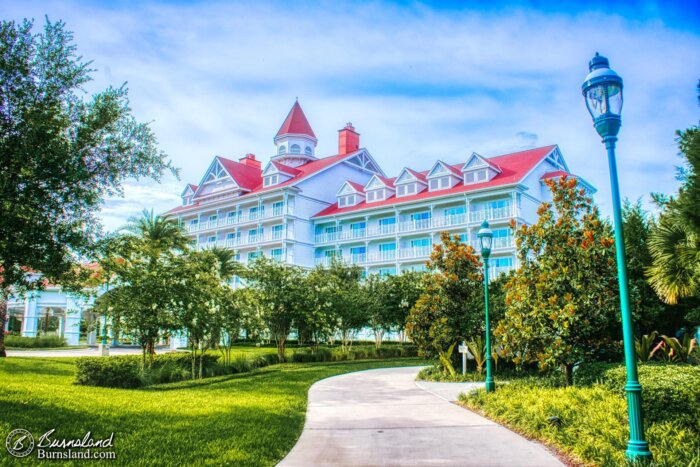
left=276, top=101, right=316, bottom=138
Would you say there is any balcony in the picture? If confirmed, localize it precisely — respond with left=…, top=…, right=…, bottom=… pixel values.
left=489, top=265, right=515, bottom=280
left=470, top=206, right=512, bottom=223
left=398, top=245, right=432, bottom=260
left=184, top=204, right=290, bottom=233
left=366, top=250, right=397, bottom=263
left=399, top=217, right=431, bottom=233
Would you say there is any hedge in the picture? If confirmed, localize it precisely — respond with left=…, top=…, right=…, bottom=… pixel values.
left=574, top=362, right=700, bottom=428
left=289, top=344, right=417, bottom=363
left=76, top=353, right=220, bottom=388
left=4, top=335, right=67, bottom=348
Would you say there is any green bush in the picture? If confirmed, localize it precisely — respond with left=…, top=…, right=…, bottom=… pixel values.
left=575, top=362, right=700, bottom=428
left=416, top=364, right=561, bottom=383
left=76, top=353, right=221, bottom=388
left=5, top=334, right=66, bottom=348
left=460, top=379, right=700, bottom=466
left=290, top=345, right=417, bottom=363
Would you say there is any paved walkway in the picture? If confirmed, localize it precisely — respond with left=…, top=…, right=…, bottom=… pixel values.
left=279, top=366, right=563, bottom=467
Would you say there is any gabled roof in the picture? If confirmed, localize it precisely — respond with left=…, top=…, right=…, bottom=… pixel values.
left=216, top=157, right=261, bottom=191
left=271, top=161, right=302, bottom=176
left=365, top=174, right=396, bottom=191
left=427, top=160, right=462, bottom=179
left=276, top=101, right=316, bottom=139
left=463, top=152, right=502, bottom=173
left=165, top=149, right=376, bottom=216
left=313, top=145, right=558, bottom=218
left=395, top=167, right=428, bottom=185
left=337, top=180, right=366, bottom=196
left=181, top=184, right=198, bottom=197
left=540, top=170, right=572, bottom=180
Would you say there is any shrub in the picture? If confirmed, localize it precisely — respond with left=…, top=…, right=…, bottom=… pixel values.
left=574, top=362, right=700, bottom=428
left=290, top=345, right=417, bottom=363
left=5, top=335, right=67, bottom=348
left=460, top=379, right=700, bottom=466
left=76, top=353, right=220, bottom=388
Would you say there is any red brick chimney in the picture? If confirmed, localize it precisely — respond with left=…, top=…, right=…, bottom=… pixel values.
left=338, top=123, right=360, bottom=155
left=239, top=153, right=261, bottom=169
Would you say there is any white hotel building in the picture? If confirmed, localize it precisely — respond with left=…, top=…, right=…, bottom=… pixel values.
left=166, top=101, right=593, bottom=280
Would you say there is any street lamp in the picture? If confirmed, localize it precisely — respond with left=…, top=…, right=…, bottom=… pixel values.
left=477, top=220, right=495, bottom=393
left=582, top=53, right=652, bottom=461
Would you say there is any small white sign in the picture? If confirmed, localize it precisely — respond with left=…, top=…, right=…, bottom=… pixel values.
left=458, top=345, right=468, bottom=353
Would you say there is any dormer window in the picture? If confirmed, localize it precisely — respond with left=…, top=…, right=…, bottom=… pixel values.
left=290, top=144, right=301, bottom=154
left=429, top=176, right=452, bottom=191
left=397, top=183, right=417, bottom=197
left=278, top=145, right=286, bottom=155
left=338, top=194, right=356, bottom=208
left=462, top=152, right=501, bottom=185
left=305, top=146, right=312, bottom=156
left=183, top=196, right=192, bottom=206
left=264, top=174, right=279, bottom=187
left=464, top=169, right=489, bottom=184
left=366, top=189, right=386, bottom=203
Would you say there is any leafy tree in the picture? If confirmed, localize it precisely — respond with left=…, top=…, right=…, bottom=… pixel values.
left=93, top=212, right=185, bottom=366
left=364, top=274, right=390, bottom=348
left=495, top=177, right=620, bottom=385
left=303, top=267, right=340, bottom=349
left=0, top=19, right=174, bottom=357
left=383, top=271, right=425, bottom=342
left=218, top=287, right=253, bottom=365
left=245, top=257, right=305, bottom=362
left=622, top=200, right=676, bottom=335
left=316, top=259, right=368, bottom=351
left=171, top=250, right=224, bottom=379
left=648, top=100, right=700, bottom=308
left=406, top=232, right=484, bottom=375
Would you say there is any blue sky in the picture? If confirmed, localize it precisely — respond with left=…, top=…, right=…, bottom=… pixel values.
left=6, top=0, right=700, bottom=230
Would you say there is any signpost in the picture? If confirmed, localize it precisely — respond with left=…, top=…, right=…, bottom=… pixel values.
left=458, top=341, right=468, bottom=375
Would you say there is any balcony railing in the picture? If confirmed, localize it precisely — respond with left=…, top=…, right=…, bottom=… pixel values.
left=184, top=204, right=291, bottom=233
left=314, top=207, right=516, bottom=245
left=398, top=245, right=432, bottom=259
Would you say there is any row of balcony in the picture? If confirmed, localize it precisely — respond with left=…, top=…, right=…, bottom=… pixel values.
left=314, top=237, right=514, bottom=267
left=186, top=206, right=290, bottom=233
left=195, top=230, right=290, bottom=250
left=315, top=206, right=513, bottom=244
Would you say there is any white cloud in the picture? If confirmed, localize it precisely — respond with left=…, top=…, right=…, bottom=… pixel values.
left=6, top=1, right=699, bottom=223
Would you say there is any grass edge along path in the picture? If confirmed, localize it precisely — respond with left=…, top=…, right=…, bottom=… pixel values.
left=0, top=356, right=429, bottom=466
left=458, top=382, right=700, bottom=467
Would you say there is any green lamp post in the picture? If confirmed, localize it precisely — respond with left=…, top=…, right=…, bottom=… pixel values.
left=477, top=220, right=495, bottom=393
left=582, top=53, right=652, bottom=461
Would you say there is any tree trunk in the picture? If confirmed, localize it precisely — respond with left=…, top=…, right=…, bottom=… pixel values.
left=564, top=363, right=574, bottom=386
left=277, top=335, right=286, bottom=363
left=0, top=288, right=8, bottom=358
left=199, top=345, right=206, bottom=379
left=191, top=343, right=197, bottom=380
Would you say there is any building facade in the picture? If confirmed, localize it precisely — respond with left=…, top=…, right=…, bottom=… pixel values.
left=167, top=101, right=594, bottom=280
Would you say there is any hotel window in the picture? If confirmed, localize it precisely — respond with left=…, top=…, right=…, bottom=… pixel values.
left=208, top=236, right=216, bottom=243
left=444, top=206, right=466, bottom=217
left=227, top=211, right=236, bottom=219
left=270, top=248, right=284, bottom=261
left=249, top=206, right=259, bottom=220
left=248, top=251, right=260, bottom=261
left=272, top=201, right=284, bottom=215
left=465, top=172, right=476, bottom=184
left=350, top=222, right=366, bottom=237
left=477, top=170, right=487, bottom=181
left=397, top=185, right=406, bottom=196
left=248, top=229, right=258, bottom=242
left=305, top=146, right=312, bottom=156
left=406, top=183, right=416, bottom=195
left=278, top=145, right=286, bottom=155
left=209, top=215, right=217, bottom=222
left=378, top=267, right=396, bottom=277
left=290, top=144, right=301, bottom=154
left=264, top=175, right=278, bottom=187
left=189, top=219, right=198, bottom=226
left=272, top=224, right=284, bottom=239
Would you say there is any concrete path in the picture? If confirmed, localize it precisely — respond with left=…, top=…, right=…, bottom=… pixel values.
left=414, top=380, right=484, bottom=402
left=279, top=366, right=563, bottom=467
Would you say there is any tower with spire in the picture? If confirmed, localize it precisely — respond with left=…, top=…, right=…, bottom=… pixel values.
left=272, top=100, right=318, bottom=167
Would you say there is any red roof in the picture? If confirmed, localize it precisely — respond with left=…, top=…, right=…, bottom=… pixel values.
left=272, top=161, right=302, bottom=176
left=313, top=145, right=557, bottom=218
left=402, top=168, right=427, bottom=183
left=374, top=175, right=397, bottom=187
left=276, top=101, right=316, bottom=139
left=541, top=170, right=573, bottom=179
left=165, top=150, right=364, bottom=216
left=346, top=181, right=366, bottom=192
left=217, top=157, right=262, bottom=191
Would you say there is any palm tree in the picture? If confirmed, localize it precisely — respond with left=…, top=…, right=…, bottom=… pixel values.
left=206, top=246, right=241, bottom=282
left=125, top=209, right=190, bottom=254
left=647, top=213, right=699, bottom=304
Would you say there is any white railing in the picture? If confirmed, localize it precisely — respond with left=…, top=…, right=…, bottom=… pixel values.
left=185, top=204, right=291, bottom=233
left=470, top=206, right=512, bottom=223
left=489, top=265, right=515, bottom=280
left=399, top=217, right=431, bottom=233
left=398, top=245, right=432, bottom=259
left=366, top=250, right=397, bottom=262
left=349, top=253, right=366, bottom=264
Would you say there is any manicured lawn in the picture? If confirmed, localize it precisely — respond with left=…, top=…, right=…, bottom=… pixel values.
left=0, top=354, right=428, bottom=466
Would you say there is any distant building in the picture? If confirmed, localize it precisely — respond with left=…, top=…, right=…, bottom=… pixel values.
left=167, top=101, right=594, bottom=281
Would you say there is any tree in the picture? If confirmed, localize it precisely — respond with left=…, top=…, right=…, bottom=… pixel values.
left=245, top=257, right=305, bottom=362
left=622, top=200, right=674, bottom=334
left=406, top=233, right=484, bottom=375
left=0, top=19, right=174, bottom=357
left=313, top=259, right=368, bottom=351
left=648, top=102, right=700, bottom=306
left=303, top=267, right=340, bottom=349
left=495, top=177, right=620, bottom=385
left=92, top=211, right=185, bottom=366
left=218, top=287, right=254, bottom=365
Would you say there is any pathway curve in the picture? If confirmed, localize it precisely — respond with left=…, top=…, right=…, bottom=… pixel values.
left=279, top=366, right=563, bottom=467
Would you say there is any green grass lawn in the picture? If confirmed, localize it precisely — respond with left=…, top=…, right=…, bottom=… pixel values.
left=0, top=354, right=427, bottom=466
